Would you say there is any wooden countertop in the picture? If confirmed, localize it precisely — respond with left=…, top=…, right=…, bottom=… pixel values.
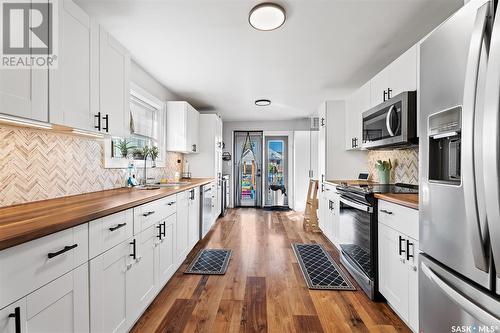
left=374, top=193, right=419, bottom=210
left=0, top=178, right=214, bottom=251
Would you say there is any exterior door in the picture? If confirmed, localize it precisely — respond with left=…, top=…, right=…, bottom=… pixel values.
left=234, top=131, right=263, bottom=207
left=264, top=136, right=288, bottom=207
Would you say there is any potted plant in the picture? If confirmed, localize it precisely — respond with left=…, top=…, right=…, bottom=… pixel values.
left=375, top=159, right=392, bottom=184
left=115, top=139, right=136, bottom=158
left=132, top=148, right=144, bottom=160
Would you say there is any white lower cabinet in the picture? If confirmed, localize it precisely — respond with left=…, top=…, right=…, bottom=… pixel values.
left=1, top=186, right=204, bottom=333
left=127, top=225, right=158, bottom=323
left=1, top=263, right=89, bottom=333
left=318, top=184, right=340, bottom=247
left=89, top=238, right=133, bottom=333
left=378, top=200, right=419, bottom=332
left=188, top=187, right=200, bottom=249
left=156, top=215, right=176, bottom=286
left=176, top=192, right=190, bottom=263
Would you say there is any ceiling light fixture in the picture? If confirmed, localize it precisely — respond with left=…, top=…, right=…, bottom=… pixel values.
left=255, top=99, right=271, bottom=106
left=249, top=3, right=286, bottom=31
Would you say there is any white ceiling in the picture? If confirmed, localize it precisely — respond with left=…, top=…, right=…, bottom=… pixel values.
left=76, top=0, right=463, bottom=121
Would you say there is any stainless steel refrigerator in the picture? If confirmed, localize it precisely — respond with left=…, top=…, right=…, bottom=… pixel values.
left=420, top=0, right=500, bottom=331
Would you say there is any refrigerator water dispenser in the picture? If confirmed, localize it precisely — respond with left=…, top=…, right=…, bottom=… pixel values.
left=428, top=106, right=462, bottom=185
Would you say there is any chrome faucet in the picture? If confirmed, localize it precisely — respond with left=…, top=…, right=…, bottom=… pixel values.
left=142, top=151, right=153, bottom=186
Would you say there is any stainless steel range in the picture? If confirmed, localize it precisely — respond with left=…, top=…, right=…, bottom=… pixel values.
left=335, top=183, right=418, bottom=300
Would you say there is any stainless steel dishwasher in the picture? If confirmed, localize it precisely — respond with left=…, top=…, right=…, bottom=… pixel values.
left=201, top=184, right=213, bottom=239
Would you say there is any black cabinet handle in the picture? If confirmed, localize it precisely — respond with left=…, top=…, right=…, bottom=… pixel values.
left=8, top=307, right=21, bottom=333
left=354, top=137, right=358, bottom=148
left=380, top=209, right=393, bottom=215
left=192, top=144, right=197, bottom=152
left=130, top=239, right=137, bottom=260
left=190, top=189, right=195, bottom=200
left=161, top=222, right=166, bottom=238
left=48, top=244, right=78, bottom=259
left=156, top=224, right=162, bottom=240
left=320, top=117, right=325, bottom=127
left=406, top=240, right=414, bottom=261
left=383, top=90, right=388, bottom=102
left=167, top=201, right=176, bottom=206
left=387, top=88, right=392, bottom=99
left=351, top=138, right=354, bottom=148
left=398, top=236, right=406, bottom=256
left=94, top=112, right=101, bottom=131
left=143, top=211, right=155, bottom=217
left=109, top=223, right=126, bottom=232
left=102, top=114, right=109, bottom=132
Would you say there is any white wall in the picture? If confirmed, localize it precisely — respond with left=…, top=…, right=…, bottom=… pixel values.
left=131, top=60, right=179, bottom=101
left=223, top=119, right=310, bottom=207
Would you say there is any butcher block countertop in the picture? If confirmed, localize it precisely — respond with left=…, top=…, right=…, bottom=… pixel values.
left=374, top=193, right=419, bottom=210
left=0, top=178, right=214, bottom=251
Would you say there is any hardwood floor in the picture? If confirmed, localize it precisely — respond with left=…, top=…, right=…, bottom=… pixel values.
left=131, top=208, right=411, bottom=333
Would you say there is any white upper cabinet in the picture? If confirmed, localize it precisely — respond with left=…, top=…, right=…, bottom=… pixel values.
left=345, top=81, right=370, bottom=150
left=166, top=101, right=200, bottom=153
left=0, top=1, right=48, bottom=122
left=388, top=45, right=417, bottom=98
left=91, top=25, right=131, bottom=137
left=370, top=45, right=417, bottom=108
left=370, top=69, right=390, bottom=107
left=50, top=0, right=91, bottom=130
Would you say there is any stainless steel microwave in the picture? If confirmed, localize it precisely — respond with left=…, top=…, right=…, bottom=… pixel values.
left=362, top=91, right=417, bottom=149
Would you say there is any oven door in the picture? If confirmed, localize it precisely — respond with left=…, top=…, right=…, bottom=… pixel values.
left=337, top=194, right=374, bottom=280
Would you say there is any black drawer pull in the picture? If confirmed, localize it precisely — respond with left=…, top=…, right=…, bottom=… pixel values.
left=143, top=211, right=155, bottom=217
left=130, top=239, right=137, bottom=260
left=109, top=223, right=127, bottom=232
left=398, top=236, right=406, bottom=256
left=406, top=240, right=414, bottom=261
left=48, top=244, right=78, bottom=259
left=380, top=209, right=393, bottom=215
left=8, top=307, right=21, bottom=333
left=167, top=201, right=176, bottom=206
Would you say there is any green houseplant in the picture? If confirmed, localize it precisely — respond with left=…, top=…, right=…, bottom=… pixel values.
left=375, top=159, right=392, bottom=184
left=115, top=139, right=137, bottom=158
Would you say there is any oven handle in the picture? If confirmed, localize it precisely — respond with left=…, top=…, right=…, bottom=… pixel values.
left=340, top=196, right=373, bottom=213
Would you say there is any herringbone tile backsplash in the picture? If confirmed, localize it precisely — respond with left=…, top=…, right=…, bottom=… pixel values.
left=0, top=125, right=182, bottom=207
left=367, top=147, right=419, bottom=185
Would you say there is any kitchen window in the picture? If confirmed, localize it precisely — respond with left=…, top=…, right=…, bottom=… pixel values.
left=104, top=83, right=166, bottom=168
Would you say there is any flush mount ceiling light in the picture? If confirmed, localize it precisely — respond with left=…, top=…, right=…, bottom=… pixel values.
left=249, top=3, right=286, bottom=31
left=255, top=99, right=271, bottom=106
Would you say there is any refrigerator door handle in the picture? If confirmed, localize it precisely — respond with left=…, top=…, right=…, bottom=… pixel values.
left=483, top=4, right=500, bottom=279
left=421, top=262, right=500, bottom=325
left=462, top=2, right=491, bottom=272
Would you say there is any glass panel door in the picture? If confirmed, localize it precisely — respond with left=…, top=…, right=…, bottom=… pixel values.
left=234, top=131, right=263, bottom=207
left=264, top=136, right=288, bottom=207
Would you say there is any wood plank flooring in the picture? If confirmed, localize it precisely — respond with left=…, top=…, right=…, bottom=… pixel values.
left=131, top=208, right=411, bottom=333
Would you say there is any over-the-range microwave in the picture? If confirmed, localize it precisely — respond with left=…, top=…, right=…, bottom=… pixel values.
left=361, top=91, right=418, bottom=149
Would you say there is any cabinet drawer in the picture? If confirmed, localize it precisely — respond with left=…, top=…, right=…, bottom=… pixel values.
left=0, top=223, right=88, bottom=309
left=89, top=209, right=133, bottom=258
left=133, top=195, right=177, bottom=234
left=378, top=200, right=418, bottom=240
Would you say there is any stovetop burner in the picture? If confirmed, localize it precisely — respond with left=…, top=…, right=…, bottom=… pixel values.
left=337, top=182, right=418, bottom=195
